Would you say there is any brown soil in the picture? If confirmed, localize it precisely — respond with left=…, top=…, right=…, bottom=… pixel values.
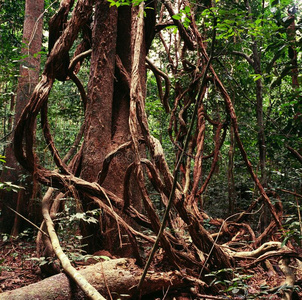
left=0, top=239, right=40, bottom=293
left=1, top=237, right=301, bottom=299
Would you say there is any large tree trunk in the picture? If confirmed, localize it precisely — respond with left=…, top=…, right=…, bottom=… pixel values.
left=0, top=0, right=44, bottom=235
left=78, top=0, right=120, bottom=254
left=79, top=0, right=152, bottom=255
left=11, top=1, right=285, bottom=298
left=0, top=259, right=188, bottom=300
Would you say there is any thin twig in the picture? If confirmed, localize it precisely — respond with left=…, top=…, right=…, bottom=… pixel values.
left=6, top=205, right=49, bottom=237
left=276, top=188, right=302, bottom=199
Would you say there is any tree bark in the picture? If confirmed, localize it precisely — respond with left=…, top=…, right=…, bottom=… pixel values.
left=9, top=2, right=292, bottom=297
left=0, top=258, right=188, bottom=300
left=228, top=125, right=236, bottom=213
left=243, top=0, right=267, bottom=188
left=0, top=0, right=44, bottom=234
left=79, top=1, right=131, bottom=254
left=79, top=0, right=153, bottom=254
left=287, top=6, right=299, bottom=89
left=244, top=0, right=269, bottom=231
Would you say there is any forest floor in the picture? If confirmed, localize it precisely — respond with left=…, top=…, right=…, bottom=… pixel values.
left=0, top=238, right=40, bottom=293
left=1, top=236, right=302, bottom=299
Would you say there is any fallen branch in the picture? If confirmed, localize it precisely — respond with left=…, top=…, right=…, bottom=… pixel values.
left=226, top=241, right=288, bottom=258
left=279, top=257, right=295, bottom=300
left=0, top=258, right=191, bottom=299
left=42, top=183, right=105, bottom=299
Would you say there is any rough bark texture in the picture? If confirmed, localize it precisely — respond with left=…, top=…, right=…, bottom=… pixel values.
left=9, top=0, right=293, bottom=298
left=80, top=2, right=118, bottom=183
left=0, top=259, right=188, bottom=300
left=0, top=0, right=44, bottom=234
left=79, top=1, right=146, bottom=254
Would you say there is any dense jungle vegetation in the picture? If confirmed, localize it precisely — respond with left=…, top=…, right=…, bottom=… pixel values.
left=0, top=0, right=301, bottom=299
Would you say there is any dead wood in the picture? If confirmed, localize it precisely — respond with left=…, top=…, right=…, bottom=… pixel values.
left=11, top=0, right=297, bottom=298
left=226, top=241, right=290, bottom=258
left=42, top=184, right=105, bottom=299
left=0, top=258, right=193, bottom=300
left=222, top=241, right=301, bottom=298
left=279, top=257, right=295, bottom=300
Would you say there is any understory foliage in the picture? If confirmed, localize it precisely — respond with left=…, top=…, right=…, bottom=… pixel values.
left=0, top=0, right=302, bottom=298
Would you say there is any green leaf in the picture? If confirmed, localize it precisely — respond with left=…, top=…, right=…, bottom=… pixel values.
left=172, top=14, right=182, bottom=21
left=281, top=236, right=289, bottom=247
left=249, top=73, right=263, bottom=81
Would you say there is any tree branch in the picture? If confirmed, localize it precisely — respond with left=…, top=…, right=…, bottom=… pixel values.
left=163, top=0, right=195, bottom=50
left=231, top=50, right=254, bottom=67
left=286, top=145, right=302, bottom=163
left=146, top=57, right=171, bottom=112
